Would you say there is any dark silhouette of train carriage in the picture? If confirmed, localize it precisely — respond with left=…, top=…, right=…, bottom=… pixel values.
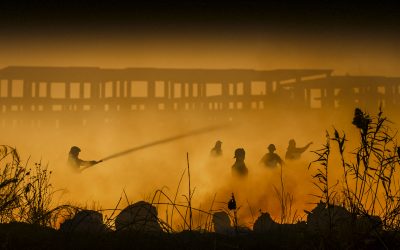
left=1, top=66, right=399, bottom=127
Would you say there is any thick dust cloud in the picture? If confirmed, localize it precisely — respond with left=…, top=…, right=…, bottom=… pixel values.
left=4, top=108, right=389, bottom=228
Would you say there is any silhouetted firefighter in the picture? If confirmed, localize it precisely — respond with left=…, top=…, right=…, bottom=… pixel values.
left=352, top=108, right=371, bottom=134
left=68, top=146, right=102, bottom=172
left=231, top=148, right=248, bottom=177
left=210, top=140, right=223, bottom=157
left=260, top=144, right=283, bottom=168
left=285, top=139, right=313, bottom=160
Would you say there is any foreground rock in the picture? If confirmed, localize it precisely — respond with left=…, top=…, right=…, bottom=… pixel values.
left=253, top=211, right=306, bottom=234
left=212, top=211, right=250, bottom=235
left=115, top=201, right=162, bottom=232
left=306, top=201, right=383, bottom=248
left=59, top=210, right=108, bottom=233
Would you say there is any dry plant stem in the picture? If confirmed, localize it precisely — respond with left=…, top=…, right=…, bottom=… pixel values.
left=170, top=168, right=186, bottom=228
left=204, top=193, right=216, bottom=232
left=280, top=163, right=285, bottom=223
left=312, top=108, right=400, bottom=234
left=187, top=152, right=192, bottom=231
left=247, top=199, right=255, bottom=224
left=152, top=189, right=190, bottom=229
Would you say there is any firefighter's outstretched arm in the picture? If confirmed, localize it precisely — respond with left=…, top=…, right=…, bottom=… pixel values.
left=298, top=142, right=313, bottom=153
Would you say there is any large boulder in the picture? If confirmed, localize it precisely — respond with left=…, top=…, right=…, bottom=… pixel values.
left=306, top=201, right=355, bottom=243
left=212, top=211, right=233, bottom=235
left=356, top=214, right=383, bottom=236
left=60, top=210, right=108, bottom=233
left=115, top=201, right=162, bottom=232
left=253, top=211, right=307, bottom=235
left=306, top=202, right=384, bottom=247
left=212, top=211, right=250, bottom=235
left=253, top=212, right=279, bottom=233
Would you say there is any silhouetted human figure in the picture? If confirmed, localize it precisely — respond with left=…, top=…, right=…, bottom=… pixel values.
left=260, top=144, right=283, bottom=168
left=231, top=148, right=248, bottom=177
left=285, top=139, right=313, bottom=160
left=68, top=146, right=101, bottom=172
left=210, top=140, right=223, bottom=157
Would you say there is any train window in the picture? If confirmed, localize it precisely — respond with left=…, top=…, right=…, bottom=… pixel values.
left=70, top=83, right=80, bottom=98
left=184, top=83, right=189, bottom=97
left=51, top=82, right=66, bottom=99
left=236, top=83, right=244, bottom=95
left=377, top=86, right=385, bottom=94
left=39, top=82, right=47, bottom=97
left=155, top=81, right=165, bottom=97
left=104, top=82, right=113, bottom=98
left=131, top=81, right=148, bottom=97
left=83, top=83, right=91, bottom=98
left=227, top=83, right=233, bottom=95
left=115, top=82, right=120, bottom=97
left=251, top=81, right=266, bottom=95
left=173, top=83, right=181, bottom=98
left=192, top=83, right=198, bottom=97
left=206, top=83, right=222, bottom=97
left=11, top=80, right=24, bottom=97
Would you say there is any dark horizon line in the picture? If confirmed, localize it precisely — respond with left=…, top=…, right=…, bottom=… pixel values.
left=2, top=65, right=333, bottom=71
left=2, top=66, right=400, bottom=78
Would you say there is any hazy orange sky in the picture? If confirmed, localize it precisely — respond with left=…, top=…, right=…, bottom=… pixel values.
left=1, top=34, right=399, bottom=77
left=1, top=2, right=399, bottom=76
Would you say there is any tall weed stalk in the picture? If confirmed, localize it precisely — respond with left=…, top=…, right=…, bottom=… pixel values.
left=310, top=108, right=400, bottom=230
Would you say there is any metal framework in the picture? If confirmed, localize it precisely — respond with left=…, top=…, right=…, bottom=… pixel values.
left=1, top=66, right=399, bottom=127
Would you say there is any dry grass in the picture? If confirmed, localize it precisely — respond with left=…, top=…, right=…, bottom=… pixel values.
left=0, top=145, right=73, bottom=227
left=309, top=107, right=400, bottom=231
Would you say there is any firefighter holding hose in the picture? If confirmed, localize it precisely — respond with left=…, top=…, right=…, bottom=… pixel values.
left=68, top=146, right=102, bottom=172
